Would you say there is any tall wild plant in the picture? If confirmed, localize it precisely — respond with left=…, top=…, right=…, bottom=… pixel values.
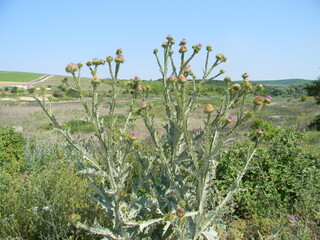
left=31, top=35, right=271, bottom=239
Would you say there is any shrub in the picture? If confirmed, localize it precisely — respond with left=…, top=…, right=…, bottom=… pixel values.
left=305, top=75, right=320, bottom=104
left=217, top=119, right=320, bottom=226
left=0, top=139, right=106, bottom=239
left=300, top=95, right=307, bottom=102
left=0, top=127, right=26, bottom=173
left=308, top=114, right=320, bottom=131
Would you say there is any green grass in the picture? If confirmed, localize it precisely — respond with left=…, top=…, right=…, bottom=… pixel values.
left=0, top=71, right=45, bottom=82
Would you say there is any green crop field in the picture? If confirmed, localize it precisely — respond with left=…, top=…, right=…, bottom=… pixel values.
left=0, top=71, right=45, bottom=82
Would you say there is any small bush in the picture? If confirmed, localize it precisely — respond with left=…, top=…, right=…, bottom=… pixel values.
left=0, top=139, right=107, bottom=239
left=308, top=114, right=320, bottom=131
left=300, top=95, right=307, bottom=102
left=0, top=127, right=26, bottom=173
left=217, top=119, right=320, bottom=230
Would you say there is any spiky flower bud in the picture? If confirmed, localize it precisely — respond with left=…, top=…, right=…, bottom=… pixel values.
left=176, top=208, right=185, bottom=218
left=227, top=115, right=234, bottom=123
left=65, top=63, right=78, bottom=73
left=166, top=35, right=173, bottom=41
left=256, top=84, right=264, bottom=91
left=206, top=45, right=213, bottom=52
left=92, top=58, right=100, bottom=66
left=140, top=101, right=147, bottom=109
left=86, top=61, right=92, bottom=67
left=184, top=66, right=191, bottom=74
left=179, top=45, right=187, bottom=53
left=161, top=41, right=168, bottom=48
left=27, top=82, right=35, bottom=93
left=245, top=110, right=255, bottom=118
left=77, top=62, right=83, bottom=68
left=115, top=54, right=124, bottom=63
left=243, top=80, right=253, bottom=91
left=232, top=83, right=241, bottom=91
left=178, top=74, right=187, bottom=84
left=203, top=104, right=215, bottom=114
left=178, top=200, right=186, bottom=208
left=224, top=76, right=232, bottom=83
left=169, top=50, right=174, bottom=55
left=100, top=59, right=105, bottom=65
left=289, top=216, right=296, bottom=223
left=153, top=48, right=158, bottom=54
left=91, top=76, right=101, bottom=86
left=242, top=72, right=249, bottom=79
left=257, top=128, right=263, bottom=135
left=116, top=48, right=123, bottom=55
left=133, top=76, right=140, bottom=82
left=192, top=43, right=202, bottom=53
left=264, top=95, right=272, bottom=104
left=166, top=75, right=176, bottom=83
left=179, top=38, right=187, bottom=46
left=216, top=54, right=227, bottom=62
left=229, top=87, right=235, bottom=94
left=220, top=69, right=225, bottom=74
left=106, top=56, right=113, bottom=63
left=165, top=213, right=175, bottom=221
left=129, top=131, right=138, bottom=141
left=253, top=96, right=264, bottom=105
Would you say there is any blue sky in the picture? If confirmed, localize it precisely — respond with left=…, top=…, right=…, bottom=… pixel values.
left=0, top=0, right=319, bottom=80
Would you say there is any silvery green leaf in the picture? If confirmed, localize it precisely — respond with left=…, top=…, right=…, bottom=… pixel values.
left=79, top=168, right=109, bottom=177
left=76, top=222, right=123, bottom=240
left=201, top=227, right=218, bottom=240
left=162, top=221, right=171, bottom=237
left=138, top=218, right=164, bottom=232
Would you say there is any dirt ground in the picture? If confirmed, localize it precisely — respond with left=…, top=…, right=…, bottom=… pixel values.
left=0, top=98, right=208, bottom=142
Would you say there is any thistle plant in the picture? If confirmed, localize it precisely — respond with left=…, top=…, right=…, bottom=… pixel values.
left=31, top=35, right=271, bottom=239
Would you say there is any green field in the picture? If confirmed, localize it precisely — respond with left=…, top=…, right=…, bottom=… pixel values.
left=0, top=71, right=45, bottom=82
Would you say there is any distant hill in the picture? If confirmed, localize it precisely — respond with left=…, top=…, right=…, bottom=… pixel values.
left=0, top=71, right=45, bottom=82
left=249, top=79, right=313, bottom=85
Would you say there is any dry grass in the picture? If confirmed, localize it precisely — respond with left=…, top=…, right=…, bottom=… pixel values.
left=0, top=81, right=27, bottom=86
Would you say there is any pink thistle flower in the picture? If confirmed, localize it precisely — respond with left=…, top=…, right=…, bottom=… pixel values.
left=176, top=208, right=185, bottom=218
left=266, top=96, right=272, bottom=100
left=253, top=96, right=264, bottom=105
left=228, top=115, right=234, bottom=121
left=140, top=101, right=147, bottom=109
left=289, top=216, right=296, bottom=222
left=65, top=63, right=78, bottom=73
left=27, top=82, right=33, bottom=88
left=92, top=58, right=99, bottom=64
left=134, top=76, right=140, bottom=82
left=167, top=75, right=176, bottom=83
left=129, top=131, right=138, bottom=141
left=115, top=54, right=124, bottom=63
left=178, top=74, right=187, bottom=84
left=161, top=41, right=168, bottom=48
left=179, top=38, right=187, bottom=46
left=58, top=121, right=63, bottom=126
left=179, top=45, right=187, bottom=53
